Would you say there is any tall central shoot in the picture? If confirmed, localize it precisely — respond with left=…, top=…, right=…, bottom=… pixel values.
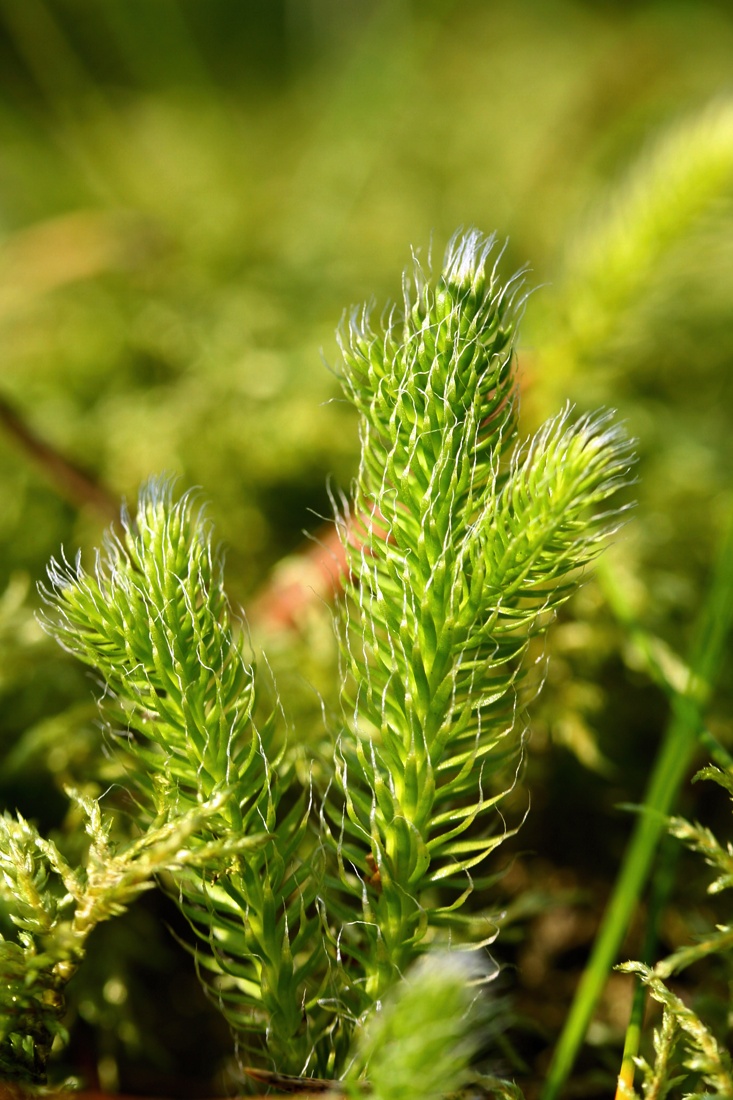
left=334, top=230, right=633, bottom=999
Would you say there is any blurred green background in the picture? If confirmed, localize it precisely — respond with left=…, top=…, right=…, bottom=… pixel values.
left=1, top=0, right=731, bottom=596
left=2, top=0, right=733, bottom=1094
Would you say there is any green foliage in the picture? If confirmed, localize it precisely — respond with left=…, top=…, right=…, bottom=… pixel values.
left=529, top=89, right=733, bottom=1100
left=0, top=811, right=68, bottom=1085
left=42, top=484, right=268, bottom=828
left=330, top=230, right=633, bottom=999
left=2, top=6, right=733, bottom=1097
left=41, top=482, right=327, bottom=1074
left=621, top=962, right=733, bottom=1100
left=0, top=788, right=255, bottom=1085
left=0, top=229, right=631, bottom=1088
left=344, top=953, right=485, bottom=1100
left=617, top=766, right=733, bottom=1099
left=550, top=98, right=733, bottom=373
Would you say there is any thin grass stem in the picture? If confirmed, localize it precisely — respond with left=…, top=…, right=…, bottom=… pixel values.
left=614, top=829, right=679, bottom=1100
left=542, top=506, right=733, bottom=1100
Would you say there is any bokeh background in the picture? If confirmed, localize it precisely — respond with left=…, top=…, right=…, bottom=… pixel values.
left=1, top=0, right=732, bottom=594
left=2, top=1, right=733, bottom=1095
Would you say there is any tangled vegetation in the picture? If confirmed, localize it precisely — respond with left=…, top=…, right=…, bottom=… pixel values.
left=1, top=230, right=632, bottom=1091
left=2, top=5, right=733, bottom=1099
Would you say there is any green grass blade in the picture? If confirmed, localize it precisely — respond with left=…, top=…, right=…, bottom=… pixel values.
left=542, top=507, right=733, bottom=1100
left=614, top=827, right=680, bottom=1100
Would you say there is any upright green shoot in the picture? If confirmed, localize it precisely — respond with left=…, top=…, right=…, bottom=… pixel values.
left=330, top=230, right=635, bottom=1001
left=24, top=229, right=636, bottom=1087
left=41, top=483, right=328, bottom=1074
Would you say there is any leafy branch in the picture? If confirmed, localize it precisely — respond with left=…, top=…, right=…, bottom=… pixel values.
left=1, top=228, right=635, bottom=1088
left=40, top=483, right=329, bottom=1074
left=0, top=790, right=255, bottom=1085
left=616, top=765, right=733, bottom=1099
left=328, top=229, right=634, bottom=1000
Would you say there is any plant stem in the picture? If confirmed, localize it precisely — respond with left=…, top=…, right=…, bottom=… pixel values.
left=615, top=978, right=644, bottom=1100
left=0, top=393, right=119, bottom=520
left=542, top=506, right=733, bottom=1100
left=614, top=827, right=679, bottom=1100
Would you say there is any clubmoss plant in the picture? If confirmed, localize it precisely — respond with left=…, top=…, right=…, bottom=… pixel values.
left=39, top=485, right=329, bottom=1076
left=0, top=229, right=633, bottom=1090
left=343, top=952, right=490, bottom=1100
left=327, top=231, right=633, bottom=1006
left=616, top=765, right=733, bottom=1099
left=0, top=788, right=260, bottom=1085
